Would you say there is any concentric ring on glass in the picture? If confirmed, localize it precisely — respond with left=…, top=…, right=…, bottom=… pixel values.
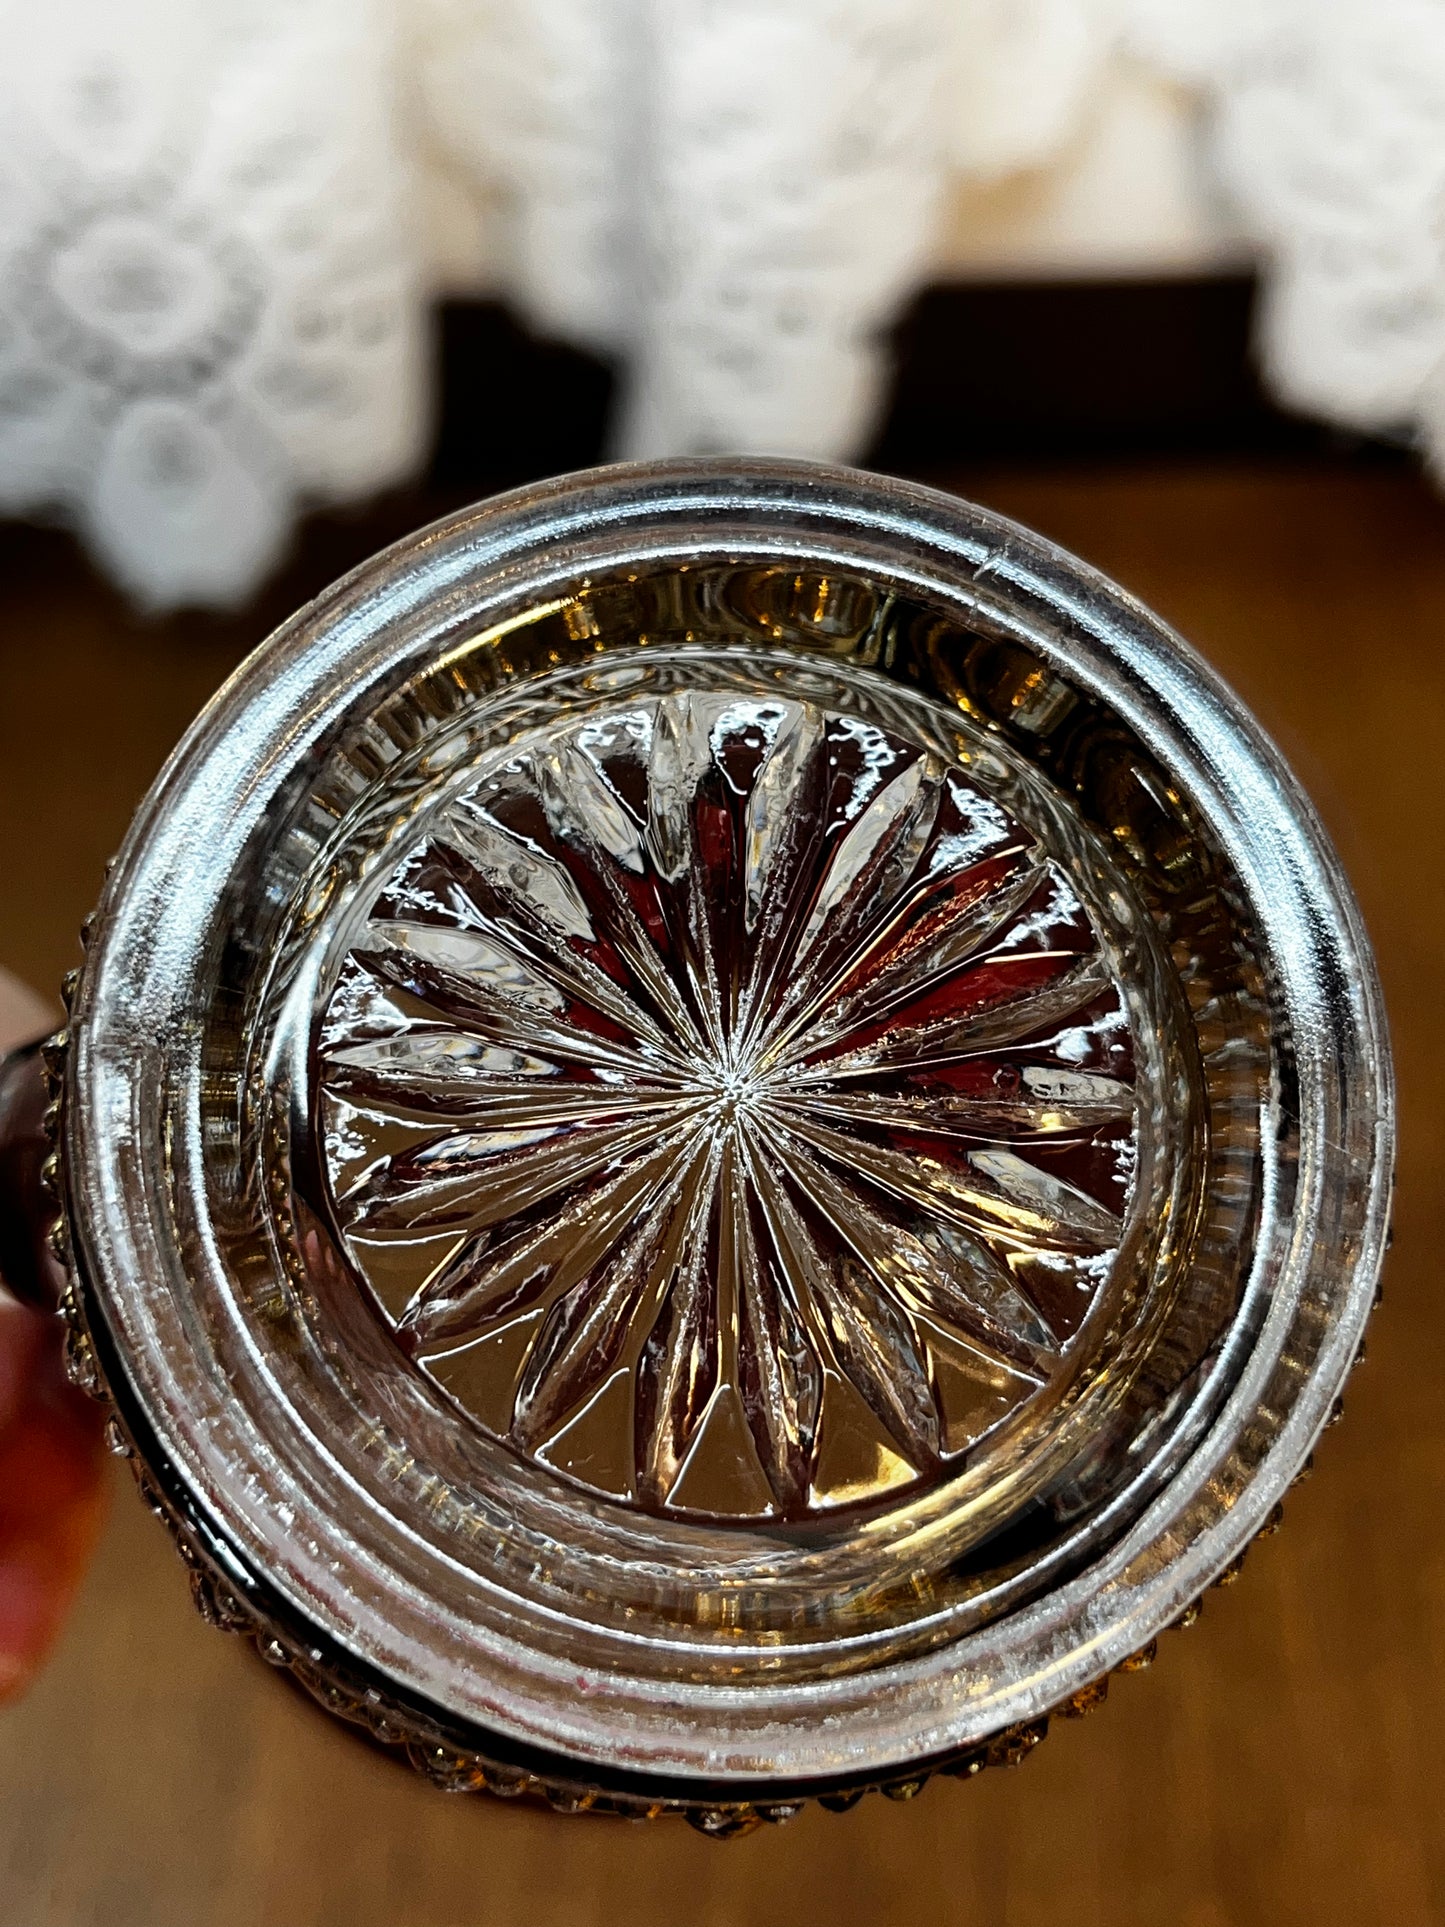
left=62, top=460, right=1392, bottom=1790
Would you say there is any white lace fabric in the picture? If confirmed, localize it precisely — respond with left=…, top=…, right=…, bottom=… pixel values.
left=1, top=0, right=1440, bottom=609
left=1137, top=0, right=1445, bottom=457
left=0, top=0, right=426, bottom=607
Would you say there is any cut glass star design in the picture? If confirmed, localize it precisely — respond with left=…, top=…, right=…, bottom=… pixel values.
left=317, top=686, right=1137, bottom=1520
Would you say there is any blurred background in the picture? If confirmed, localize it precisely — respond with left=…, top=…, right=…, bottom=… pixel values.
left=2, top=0, right=1441, bottom=607
left=2, top=2, right=1444, bottom=1923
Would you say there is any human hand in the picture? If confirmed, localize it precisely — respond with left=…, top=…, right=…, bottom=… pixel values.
left=0, top=967, right=106, bottom=1703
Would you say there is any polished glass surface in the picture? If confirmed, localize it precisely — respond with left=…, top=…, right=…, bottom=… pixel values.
left=60, top=464, right=1392, bottom=1792
left=317, top=659, right=1179, bottom=1525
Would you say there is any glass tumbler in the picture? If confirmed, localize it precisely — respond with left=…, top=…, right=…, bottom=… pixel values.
left=0, top=461, right=1393, bottom=1834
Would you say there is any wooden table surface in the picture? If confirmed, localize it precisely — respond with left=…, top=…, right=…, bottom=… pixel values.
left=0, top=458, right=1439, bottom=1927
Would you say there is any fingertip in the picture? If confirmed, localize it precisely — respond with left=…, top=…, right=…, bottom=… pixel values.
left=0, top=1544, right=65, bottom=1704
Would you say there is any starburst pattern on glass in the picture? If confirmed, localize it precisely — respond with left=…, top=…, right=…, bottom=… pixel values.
left=317, top=688, right=1139, bottom=1521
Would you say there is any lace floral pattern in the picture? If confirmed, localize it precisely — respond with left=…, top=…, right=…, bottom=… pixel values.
left=0, top=0, right=426, bottom=607
left=3, top=0, right=1442, bottom=606
left=1135, top=0, right=1445, bottom=460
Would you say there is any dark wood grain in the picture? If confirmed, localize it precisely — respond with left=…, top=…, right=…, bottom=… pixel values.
left=0, top=459, right=1438, bottom=1927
